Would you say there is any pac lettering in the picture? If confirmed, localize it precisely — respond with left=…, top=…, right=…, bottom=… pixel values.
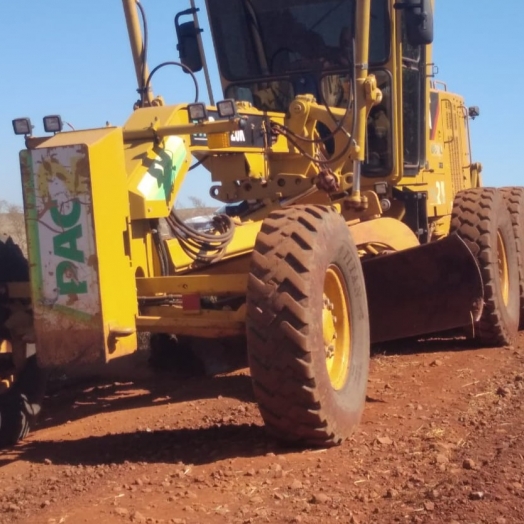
left=51, top=199, right=87, bottom=295
left=53, top=225, right=85, bottom=263
left=50, top=199, right=81, bottom=228
left=56, top=261, right=88, bottom=295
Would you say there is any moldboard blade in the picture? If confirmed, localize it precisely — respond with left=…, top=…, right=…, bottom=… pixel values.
left=363, top=234, right=483, bottom=343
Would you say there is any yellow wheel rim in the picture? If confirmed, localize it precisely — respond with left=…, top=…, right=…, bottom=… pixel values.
left=497, top=231, right=510, bottom=306
left=323, top=265, right=351, bottom=390
left=0, top=340, right=14, bottom=393
left=0, top=340, right=10, bottom=354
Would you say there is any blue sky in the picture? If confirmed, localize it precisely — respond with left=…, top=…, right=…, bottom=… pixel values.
left=1, top=1, right=523, bottom=207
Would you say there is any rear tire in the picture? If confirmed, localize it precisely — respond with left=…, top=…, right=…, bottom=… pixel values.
left=0, top=234, right=29, bottom=282
left=450, top=188, right=519, bottom=346
left=246, top=205, right=370, bottom=447
left=501, top=187, right=524, bottom=329
left=0, top=356, right=46, bottom=447
left=0, top=236, right=45, bottom=448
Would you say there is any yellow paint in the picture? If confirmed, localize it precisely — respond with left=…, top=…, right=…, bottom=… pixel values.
left=137, top=274, right=248, bottom=296
left=137, top=306, right=246, bottom=338
left=349, top=218, right=420, bottom=252
left=87, top=127, right=138, bottom=360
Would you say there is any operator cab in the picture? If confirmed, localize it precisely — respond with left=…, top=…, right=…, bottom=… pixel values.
left=202, top=0, right=394, bottom=175
left=178, top=0, right=433, bottom=179
left=205, top=0, right=389, bottom=112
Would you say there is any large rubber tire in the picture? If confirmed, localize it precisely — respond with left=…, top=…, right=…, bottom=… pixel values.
left=0, top=235, right=29, bottom=342
left=0, top=235, right=45, bottom=448
left=0, top=356, right=46, bottom=447
left=0, top=234, right=29, bottom=282
left=246, top=205, right=370, bottom=447
left=501, top=187, right=524, bottom=329
left=0, top=393, right=31, bottom=447
left=450, top=188, right=520, bottom=346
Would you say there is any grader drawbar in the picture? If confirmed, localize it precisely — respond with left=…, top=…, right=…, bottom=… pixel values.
left=1, top=0, right=521, bottom=447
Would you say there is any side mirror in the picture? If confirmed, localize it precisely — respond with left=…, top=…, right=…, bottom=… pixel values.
left=395, top=0, right=434, bottom=46
left=175, top=9, right=203, bottom=73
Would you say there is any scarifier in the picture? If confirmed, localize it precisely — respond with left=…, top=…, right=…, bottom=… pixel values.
left=2, top=0, right=523, bottom=447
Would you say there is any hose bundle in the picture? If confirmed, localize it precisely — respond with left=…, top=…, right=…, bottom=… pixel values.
left=166, top=209, right=235, bottom=264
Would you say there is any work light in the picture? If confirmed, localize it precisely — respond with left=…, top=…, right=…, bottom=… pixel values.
left=217, top=99, right=237, bottom=118
left=188, top=103, right=208, bottom=122
left=12, top=118, right=33, bottom=136
left=43, top=115, right=63, bottom=133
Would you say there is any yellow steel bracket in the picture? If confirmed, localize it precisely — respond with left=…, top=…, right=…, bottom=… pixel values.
left=364, top=74, right=383, bottom=106
left=347, top=74, right=382, bottom=158
left=286, top=95, right=357, bottom=189
left=286, top=95, right=316, bottom=157
left=345, top=76, right=382, bottom=164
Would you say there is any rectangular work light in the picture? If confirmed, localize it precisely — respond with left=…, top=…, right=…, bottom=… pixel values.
left=43, top=115, right=63, bottom=133
left=188, top=103, right=208, bottom=122
left=12, top=118, right=33, bottom=136
left=216, top=99, right=238, bottom=118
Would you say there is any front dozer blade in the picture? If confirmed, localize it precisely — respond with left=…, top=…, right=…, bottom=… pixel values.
left=362, top=234, right=483, bottom=343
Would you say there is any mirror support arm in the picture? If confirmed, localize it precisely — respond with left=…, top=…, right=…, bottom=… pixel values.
left=189, top=0, right=215, bottom=105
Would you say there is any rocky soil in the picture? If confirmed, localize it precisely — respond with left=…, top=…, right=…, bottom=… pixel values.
left=1, top=333, right=524, bottom=524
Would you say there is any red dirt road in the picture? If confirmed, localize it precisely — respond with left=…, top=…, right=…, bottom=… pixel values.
left=1, top=334, right=524, bottom=524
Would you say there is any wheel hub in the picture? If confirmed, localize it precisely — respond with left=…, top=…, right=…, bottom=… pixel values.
left=323, top=265, right=351, bottom=390
left=497, top=231, right=510, bottom=306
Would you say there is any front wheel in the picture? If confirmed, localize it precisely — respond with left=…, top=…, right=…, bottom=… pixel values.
left=246, top=205, right=370, bottom=447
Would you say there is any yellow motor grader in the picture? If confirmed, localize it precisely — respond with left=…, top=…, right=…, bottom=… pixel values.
left=2, top=0, right=523, bottom=447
